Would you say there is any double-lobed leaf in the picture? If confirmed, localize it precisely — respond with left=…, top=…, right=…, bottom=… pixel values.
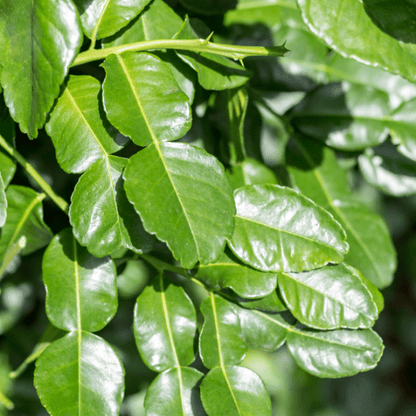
left=124, top=142, right=236, bottom=269
left=0, top=0, right=82, bottom=137
left=229, top=184, right=348, bottom=273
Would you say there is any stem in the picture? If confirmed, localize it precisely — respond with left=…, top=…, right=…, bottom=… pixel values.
left=71, top=38, right=289, bottom=67
left=0, top=389, right=14, bottom=410
left=0, top=134, right=69, bottom=214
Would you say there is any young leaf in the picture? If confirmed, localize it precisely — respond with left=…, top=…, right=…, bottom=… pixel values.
left=69, top=156, right=156, bottom=257
left=199, top=294, right=247, bottom=369
left=73, top=0, right=152, bottom=40
left=228, top=184, right=348, bottom=273
left=134, top=274, right=197, bottom=372
left=144, top=367, right=205, bottom=416
left=34, top=332, right=124, bottom=416
left=124, top=142, right=235, bottom=269
left=278, top=264, right=379, bottom=330
left=200, top=365, right=272, bottom=416
left=46, top=75, right=128, bottom=174
left=194, top=249, right=278, bottom=299
left=0, top=0, right=82, bottom=138
left=0, top=175, right=6, bottom=227
left=42, top=228, right=118, bottom=333
left=287, top=327, right=384, bottom=378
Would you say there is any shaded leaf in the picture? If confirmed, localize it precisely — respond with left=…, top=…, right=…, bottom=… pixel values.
left=134, top=274, right=197, bottom=372
left=179, top=0, right=237, bottom=15
left=0, top=116, right=16, bottom=187
left=70, top=156, right=156, bottom=257
left=199, top=294, right=247, bottom=369
left=34, top=332, right=124, bottom=416
left=228, top=184, right=348, bottom=273
left=144, top=367, right=205, bottom=416
left=46, top=75, right=128, bottom=174
left=278, top=264, right=378, bottom=330
left=175, top=18, right=251, bottom=91
left=287, top=327, right=384, bottom=378
left=0, top=175, right=5, bottom=227
left=200, top=365, right=272, bottom=416
left=42, top=228, right=117, bottom=332
left=124, top=142, right=235, bottom=269
left=195, top=249, right=277, bottom=299
left=102, top=52, right=191, bottom=146
left=0, top=0, right=82, bottom=137
left=73, top=0, right=151, bottom=40
left=236, top=290, right=287, bottom=313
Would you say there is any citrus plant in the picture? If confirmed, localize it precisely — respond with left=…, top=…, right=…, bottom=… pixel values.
left=1, top=0, right=414, bottom=414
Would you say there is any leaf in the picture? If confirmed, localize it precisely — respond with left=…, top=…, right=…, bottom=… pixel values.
left=144, top=367, right=205, bottom=416
left=286, top=136, right=397, bottom=288
left=124, top=142, right=235, bottom=269
left=199, top=294, right=247, bottom=369
left=0, top=186, right=52, bottom=268
left=134, top=274, right=197, bottom=372
left=175, top=18, right=251, bottom=91
left=278, top=264, right=378, bottom=330
left=194, top=249, right=277, bottom=299
left=0, top=175, right=5, bottom=228
left=179, top=0, right=237, bottom=15
left=297, top=0, right=416, bottom=83
left=228, top=184, right=348, bottom=273
left=0, top=0, right=82, bottom=138
left=236, top=290, right=287, bottom=313
left=46, top=75, right=128, bottom=174
left=290, top=83, right=391, bottom=151
left=34, top=332, right=124, bottom=416
left=69, top=156, right=156, bottom=257
left=200, top=365, right=272, bottom=416
left=102, top=52, right=192, bottom=146
left=287, top=327, right=384, bottom=378
left=42, top=228, right=117, bottom=332
left=73, top=0, right=152, bottom=40
left=0, top=117, right=16, bottom=187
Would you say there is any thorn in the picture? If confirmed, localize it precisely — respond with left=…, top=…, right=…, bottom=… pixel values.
left=239, top=58, right=245, bottom=67
left=204, top=31, right=214, bottom=44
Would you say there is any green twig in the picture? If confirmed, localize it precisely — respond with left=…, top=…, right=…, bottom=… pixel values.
left=0, top=388, right=14, bottom=410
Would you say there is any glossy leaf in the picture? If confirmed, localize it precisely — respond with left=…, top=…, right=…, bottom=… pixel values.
left=0, top=0, right=82, bottom=137
left=124, top=142, right=235, bottom=269
left=0, top=186, right=52, bottom=268
left=287, top=327, right=384, bottom=378
left=297, top=0, right=416, bottom=82
left=200, top=365, right=272, bottom=416
left=70, top=156, right=156, bottom=257
left=102, top=52, right=191, bottom=146
left=34, top=331, right=124, bottom=416
left=195, top=249, right=277, bottom=299
left=175, top=18, right=251, bottom=91
left=73, top=0, right=151, bottom=40
left=287, top=137, right=397, bottom=288
left=42, top=228, right=117, bottom=332
left=236, top=290, right=287, bottom=313
left=229, top=184, right=348, bottom=273
left=199, top=294, right=247, bottom=369
left=0, top=175, right=5, bottom=227
left=278, top=264, right=378, bottom=330
left=46, top=75, right=128, bottom=174
left=144, top=367, right=205, bottom=416
left=134, top=274, right=197, bottom=372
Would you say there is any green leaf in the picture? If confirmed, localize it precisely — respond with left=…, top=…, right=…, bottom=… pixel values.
left=101, top=52, right=192, bottom=146
left=286, top=136, right=397, bottom=288
left=0, top=0, right=82, bottom=138
left=144, top=367, right=205, bottom=416
left=236, top=290, right=287, bottom=313
left=290, top=83, right=391, bottom=151
left=179, top=0, right=237, bottom=15
left=34, top=331, right=124, bottom=416
left=175, top=18, right=251, bottom=91
left=124, top=142, right=235, bottom=269
left=228, top=184, right=348, bottom=273
left=46, top=75, right=128, bottom=174
left=0, top=117, right=16, bottom=187
left=42, top=228, right=117, bottom=332
left=194, top=249, right=277, bottom=299
left=287, top=327, right=384, bottom=378
left=200, top=365, right=272, bottom=416
left=73, top=0, right=152, bottom=40
left=199, top=294, right=247, bottom=369
left=355, top=268, right=384, bottom=314
left=297, top=0, right=416, bottom=83
left=70, top=156, right=156, bottom=257
left=134, top=274, right=197, bottom=372
left=0, top=175, right=5, bottom=228
left=0, top=186, right=52, bottom=268
left=278, top=264, right=378, bottom=330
